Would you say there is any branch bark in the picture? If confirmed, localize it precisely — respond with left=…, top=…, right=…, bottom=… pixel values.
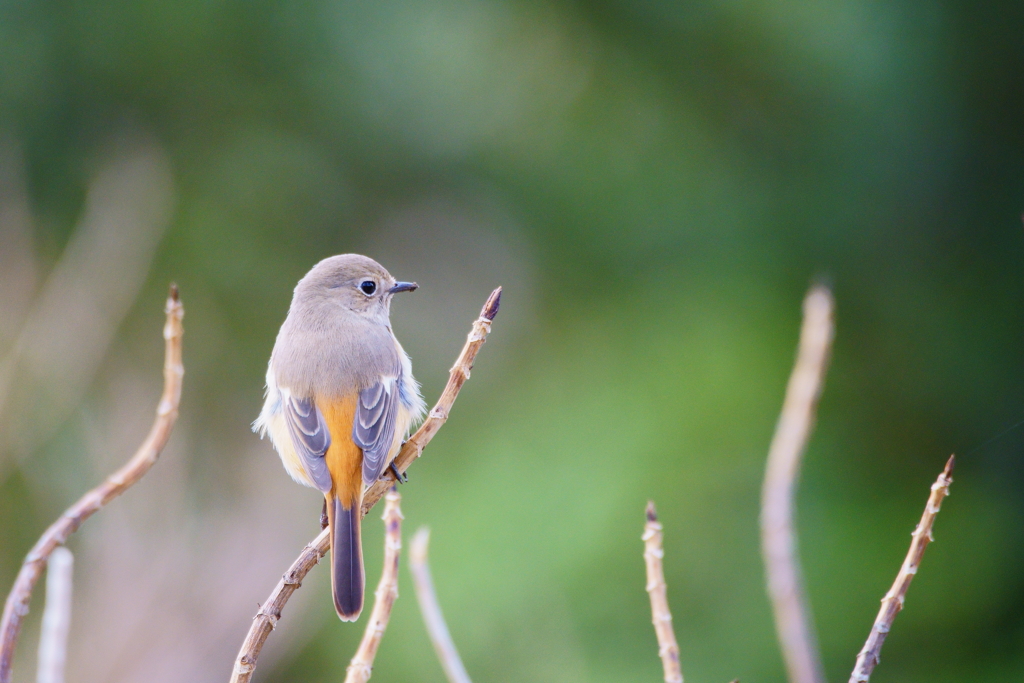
left=229, top=287, right=501, bottom=683
left=35, top=547, right=73, bottom=683
left=0, top=285, right=184, bottom=683
left=344, top=488, right=403, bottom=683
left=409, top=528, right=473, bottom=683
left=760, top=285, right=833, bottom=683
left=848, top=456, right=955, bottom=683
left=361, top=287, right=501, bottom=516
left=643, top=502, right=683, bottom=683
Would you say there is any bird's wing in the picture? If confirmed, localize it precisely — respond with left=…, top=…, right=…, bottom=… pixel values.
left=283, top=393, right=333, bottom=493
left=353, top=376, right=400, bottom=486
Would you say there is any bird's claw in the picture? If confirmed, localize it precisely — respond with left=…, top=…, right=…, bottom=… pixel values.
left=389, top=461, right=408, bottom=484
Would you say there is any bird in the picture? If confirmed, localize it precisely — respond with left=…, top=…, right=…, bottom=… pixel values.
left=254, top=254, right=426, bottom=621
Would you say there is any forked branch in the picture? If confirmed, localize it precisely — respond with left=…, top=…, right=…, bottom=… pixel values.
left=760, top=286, right=832, bottom=683
left=344, top=488, right=403, bottom=683
left=643, top=502, right=683, bottom=683
left=229, top=287, right=501, bottom=683
left=410, top=528, right=472, bottom=683
left=848, top=456, right=955, bottom=683
left=0, top=285, right=184, bottom=683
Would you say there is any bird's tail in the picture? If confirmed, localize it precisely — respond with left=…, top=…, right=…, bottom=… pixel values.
left=328, top=492, right=364, bottom=621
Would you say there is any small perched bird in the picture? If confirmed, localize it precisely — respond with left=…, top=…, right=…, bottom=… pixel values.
left=254, top=254, right=425, bottom=621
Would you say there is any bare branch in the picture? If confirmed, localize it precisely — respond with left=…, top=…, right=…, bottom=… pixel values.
left=0, top=285, right=184, bottom=683
left=362, top=286, right=501, bottom=516
left=345, top=488, right=404, bottom=683
left=35, top=547, right=73, bottom=683
left=848, top=456, right=955, bottom=683
left=230, top=528, right=330, bottom=682
left=409, top=528, right=472, bottom=683
left=230, top=287, right=501, bottom=683
left=760, top=285, right=833, bottom=683
left=643, top=502, right=683, bottom=683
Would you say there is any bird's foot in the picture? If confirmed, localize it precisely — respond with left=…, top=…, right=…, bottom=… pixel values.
left=389, top=462, right=408, bottom=484
left=320, top=499, right=329, bottom=530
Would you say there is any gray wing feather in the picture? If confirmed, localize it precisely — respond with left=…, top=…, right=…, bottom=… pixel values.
left=353, top=378, right=399, bottom=485
left=284, top=395, right=333, bottom=492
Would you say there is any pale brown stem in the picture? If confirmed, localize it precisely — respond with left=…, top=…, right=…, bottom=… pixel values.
left=0, top=285, right=184, bottom=683
left=760, top=286, right=833, bottom=683
left=35, top=547, right=73, bottom=683
left=344, top=488, right=403, bottom=683
left=643, top=502, right=683, bottom=683
left=848, top=456, right=955, bottom=683
left=229, top=287, right=501, bottom=683
left=409, top=528, right=472, bottom=683
left=362, top=287, right=501, bottom=516
left=229, top=527, right=330, bottom=682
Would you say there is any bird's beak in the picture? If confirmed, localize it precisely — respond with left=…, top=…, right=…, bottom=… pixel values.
left=389, top=281, right=419, bottom=294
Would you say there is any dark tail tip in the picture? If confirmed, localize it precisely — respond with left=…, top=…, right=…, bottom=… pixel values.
left=331, top=498, right=364, bottom=621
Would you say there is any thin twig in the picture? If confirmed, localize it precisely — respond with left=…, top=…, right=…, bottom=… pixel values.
left=229, top=528, right=329, bottom=682
left=0, top=285, right=184, bottom=683
left=643, top=502, right=683, bottom=683
left=35, top=548, right=73, bottom=683
left=362, top=287, right=502, bottom=516
left=229, top=287, right=501, bottom=683
left=345, top=488, right=404, bottom=683
left=409, top=528, right=472, bottom=683
left=848, top=456, right=955, bottom=683
left=760, top=285, right=833, bottom=683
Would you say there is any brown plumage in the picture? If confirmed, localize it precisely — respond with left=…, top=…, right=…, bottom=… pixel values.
left=254, top=255, right=426, bottom=620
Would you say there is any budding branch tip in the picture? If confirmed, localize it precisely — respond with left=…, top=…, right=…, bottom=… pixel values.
left=646, top=501, right=658, bottom=523
left=482, top=287, right=502, bottom=321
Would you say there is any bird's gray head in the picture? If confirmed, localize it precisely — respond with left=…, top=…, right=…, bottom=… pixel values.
left=293, top=254, right=418, bottom=323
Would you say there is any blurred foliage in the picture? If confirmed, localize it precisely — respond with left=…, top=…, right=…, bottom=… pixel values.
left=1, top=0, right=1023, bottom=681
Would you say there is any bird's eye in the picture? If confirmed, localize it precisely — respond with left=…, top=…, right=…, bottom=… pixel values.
left=359, top=280, right=377, bottom=296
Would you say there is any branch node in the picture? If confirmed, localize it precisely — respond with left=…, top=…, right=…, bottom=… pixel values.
left=847, top=459, right=954, bottom=683
left=0, top=289, right=184, bottom=683
left=643, top=502, right=684, bottom=683
left=343, top=490, right=404, bottom=683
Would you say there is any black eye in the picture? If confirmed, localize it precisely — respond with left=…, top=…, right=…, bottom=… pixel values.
left=359, top=280, right=377, bottom=295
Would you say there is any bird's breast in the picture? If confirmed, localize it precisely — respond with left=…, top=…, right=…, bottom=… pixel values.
left=272, top=314, right=401, bottom=399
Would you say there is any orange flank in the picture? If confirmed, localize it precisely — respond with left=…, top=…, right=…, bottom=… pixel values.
left=320, top=394, right=363, bottom=507
left=317, top=392, right=367, bottom=621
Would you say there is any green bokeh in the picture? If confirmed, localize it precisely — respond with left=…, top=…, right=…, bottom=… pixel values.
left=1, top=0, right=1023, bottom=681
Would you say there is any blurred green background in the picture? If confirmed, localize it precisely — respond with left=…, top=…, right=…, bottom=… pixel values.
left=1, top=0, right=1023, bottom=681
